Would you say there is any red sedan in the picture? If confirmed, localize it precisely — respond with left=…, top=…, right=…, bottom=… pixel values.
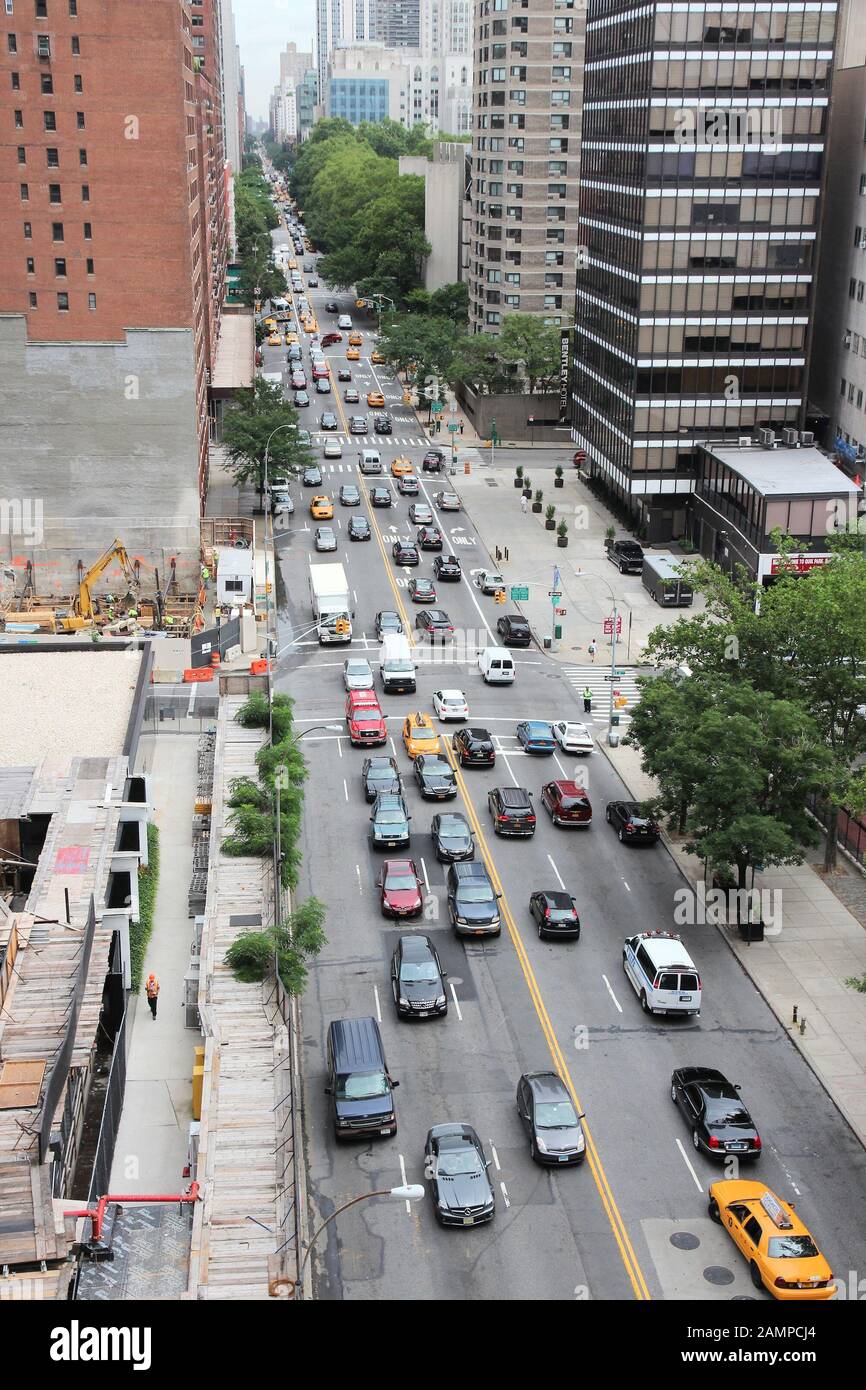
left=377, top=858, right=423, bottom=918
left=540, top=780, right=592, bottom=827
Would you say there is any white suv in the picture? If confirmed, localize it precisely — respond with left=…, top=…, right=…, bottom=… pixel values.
left=337, top=314, right=352, bottom=330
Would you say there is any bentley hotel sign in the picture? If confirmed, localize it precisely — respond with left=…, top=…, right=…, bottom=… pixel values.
left=559, top=328, right=572, bottom=422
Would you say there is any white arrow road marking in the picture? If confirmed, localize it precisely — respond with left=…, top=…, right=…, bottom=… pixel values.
left=343, top=778, right=348, bottom=802
left=500, top=1182, right=511, bottom=1209
left=490, top=1144, right=502, bottom=1172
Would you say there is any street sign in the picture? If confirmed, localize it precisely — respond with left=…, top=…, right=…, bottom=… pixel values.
left=511, top=586, right=529, bottom=601
left=431, top=401, right=443, bottom=415
left=603, top=616, right=623, bottom=636
left=548, top=590, right=562, bottom=600
left=603, top=670, right=625, bottom=679
left=555, top=607, right=567, bottom=616
left=447, top=422, right=459, bottom=433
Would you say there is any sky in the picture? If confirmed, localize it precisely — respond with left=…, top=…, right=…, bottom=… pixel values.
left=233, top=0, right=317, bottom=121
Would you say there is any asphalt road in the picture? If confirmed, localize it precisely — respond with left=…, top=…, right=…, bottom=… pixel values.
left=266, top=223, right=866, bottom=1304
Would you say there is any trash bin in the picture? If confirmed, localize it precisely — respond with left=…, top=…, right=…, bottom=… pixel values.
left=554, top=624, right=562, bottom=641
left=607, top=729, right=620, bottom=748
left=543, top=635, right=552, bottom=650
left=738, top=918, right=764, bottom=943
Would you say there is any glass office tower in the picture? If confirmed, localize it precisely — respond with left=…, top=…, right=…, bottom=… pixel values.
left=570, top=1, right=837, bottom=538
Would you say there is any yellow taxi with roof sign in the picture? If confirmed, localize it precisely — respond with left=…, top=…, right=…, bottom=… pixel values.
left=402, top=712, right=440, bottom=760
left=708, top=1180, right=835, bottom=1299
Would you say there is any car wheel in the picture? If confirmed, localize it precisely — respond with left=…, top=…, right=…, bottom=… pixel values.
left=692, top=1129, right=701, bottom=1151
left=670, top=1082, right=677, bottom=1103
left=708, top=1198, right=721, bottom=1223
left=530, top=1138, right=538, bottom=1161
left=640, top=990, right=649, bottom=1013
left=750, top=1261, right=765, bottom=1292
left=618, top=828, right=625, bottom=842
left=605, top=806, right=612, bottom=822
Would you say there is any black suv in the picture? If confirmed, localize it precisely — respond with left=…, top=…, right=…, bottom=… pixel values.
left=606, top=800, right=660, bottom=844
left=362, top=755, right=402, bottom=803
left=607, top=538, right=644, bottom=574
left=488, top=786, right=536, bottom=836
left=392, top=538, right=420, bottom=566
left=422, top=449, right=445, bottom=473
left=446, top=861, right=501, bottom=937
left=496, top=614, right=531, bottom=647
left=370, top=486, right=393, bottom=508
left=452, top=726, right=495, bottom=767
left=433, top=554, right=461, bottom=581
left=391, top=935, right=448, bottom=1019
left=374, top=413, right=392, bottom=434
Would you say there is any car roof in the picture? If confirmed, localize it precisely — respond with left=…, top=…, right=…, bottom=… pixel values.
left=399, top=933, right=435, bottom=960
left=548, top=779, right=586, bottom=795
left=633, top=932, right=696, bottom=968
left=524, top=1071, right=571, bottom=1101
left=535, top=890, right=573, bottom=908
left=429, top=1122, right=476, bottom=1145
left=374, top=791, right=404, bottom=808
left=383, top=857, right=414, bottom=874
left=451, top=860, right=491, bottom=880
left=523, top=720, right=554, bottom=733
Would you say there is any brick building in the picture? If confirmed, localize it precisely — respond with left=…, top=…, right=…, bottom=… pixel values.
left=0, top=0, right=231, bottom=594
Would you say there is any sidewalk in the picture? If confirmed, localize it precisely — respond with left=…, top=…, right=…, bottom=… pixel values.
left=109, top=734, right=200, bottom=1193
left=463, top=461, right=866, bottom=1149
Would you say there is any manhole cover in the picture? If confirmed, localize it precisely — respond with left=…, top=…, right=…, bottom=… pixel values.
left=703, top=1266, right=735, bottom=1286
left=670, top=1231, right=700, bottom=1251
left=484, top=478, right=499, bottom=486
left=731, top=1295, right=756, bottom=1301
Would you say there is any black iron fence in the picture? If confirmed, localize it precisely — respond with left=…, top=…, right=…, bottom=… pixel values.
left=807, top=794, right=866, bottom=868
left=86, top=1008, right=128, bottom=1205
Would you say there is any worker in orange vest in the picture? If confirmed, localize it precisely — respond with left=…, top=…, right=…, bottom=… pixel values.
left=145, top=974, right=160, bottom=1020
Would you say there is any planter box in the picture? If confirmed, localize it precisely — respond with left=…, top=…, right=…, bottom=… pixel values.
left=532, top=503, right=543, bottom=513
left=523, top=487, right=533, bottom=498
left=545, top=519, right=556, bottom=530
left=554, top=478, right=564, bottom=488
left=514, top=477, right=523, bottom=488
left=557, top=536, right=568, bottom=548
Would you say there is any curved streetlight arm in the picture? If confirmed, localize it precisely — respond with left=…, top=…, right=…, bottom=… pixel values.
left=296, top=1185, right=424, bottom=1293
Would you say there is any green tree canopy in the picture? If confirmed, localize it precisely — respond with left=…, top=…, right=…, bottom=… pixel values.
left=222, top=378, right=313, bottom=498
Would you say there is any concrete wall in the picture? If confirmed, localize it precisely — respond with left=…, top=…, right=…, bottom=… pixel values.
left=458, top=385, right=570, bottom=442
left=400, top=145, right=466, bottom=291
left=0, top=314, right=201, bottom=597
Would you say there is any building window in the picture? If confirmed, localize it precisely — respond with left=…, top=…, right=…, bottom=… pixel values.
left=88, top=292, right=96, bottom=310
left=17, top=145, right=25, bottom=163
left=26, top=256, right=34, bottom=273
left=36, top=0, right=48, bottom=15
left=36, top=34, right=50, bottom=57
left=859, top=390, right=864, bottom=409
left=861, top=174, right=866, bottom=195
left=86, top=257, right=93, bottom=274
left=71, top=35, right=79, bottom=54
left=54, top=257, right=66, bottom=276
left=76, top=111, right=85, bottom=128
left=83, top=220, right=91, bottom=238
left=46, top=148, right=61, bottom=168
left=11, top=71, right=20, bottom=88
left=8, top=33, right=16, bottom=53
left=23, top=220, right=31, bottom=237
left=29, top=292, right=37, bottom=308
left=69, top=0, right=77, bottom=12
left=14, top=108, right=23, bottom=126
left=850, top=277, right=857, bottom=299
left=79, top=147, right=87, bottom=165
left=5, top=0, right=14, bottom=14
left=81, top=183, right=89, bottom=201
left=849, top=382, right=856, bottom=402
left=841, top=378, right=847, bottom=397
left=859, top=282, right=865, bottom=303
left=56, top=292, right=69, bottom=311
left=44, top=110, right=56, bottom=130
left=49, top=183, right=61, bottom=203
left=74, top=73, right=82, bottom=93
left=19, top=182, right=28, bottom=200
left=51, top=221, right=63, bottom=240
left=41, top=72, right=52, bottom=92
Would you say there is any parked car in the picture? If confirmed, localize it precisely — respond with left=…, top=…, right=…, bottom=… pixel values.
left=606, top=799, right=659, bottom=843
left=607, top=539, right=644, bottom=574
left=391, top=935, right=448, bottom=1019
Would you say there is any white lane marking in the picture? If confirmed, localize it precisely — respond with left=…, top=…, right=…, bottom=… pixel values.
left=622, top=880, right=631, bottom=892
left=449, top=982, right=463, bottom=1020
left=336, top=735, right=343, bottom=758
left=553, top=752, right=568, bottom=779
left=355, top=864, right=363, bottom=894
left=601, top=974, right=623, bottom=1013
left=390, top=735, right=398, bottom=758
left=767, top=1145, right=802, bottom=1197
left=373, top=983, right=382, bottom=1023
left=420, top=857, right=430, bottom=891
left=343, top=778, right=348, bottom=802
left=418, top=477, right=495, bottom=643
left=500, top=1182, right=511, bottom=1209
left=546, top=853, right=566, bottom=890
left=353, top=589, right=358, bottom=603
left=398, top=1152, right=411, bottom=1213
left=490, top=1144, right=502, bottom=1172
left=675, top=1137, right=704, bottom=1193
left=496, top=740, right=520, bottom=787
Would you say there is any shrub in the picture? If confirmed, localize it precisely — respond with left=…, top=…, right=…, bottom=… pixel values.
left=130, top=822, right=160, bottom=992
left=557, top=519, right=569, bottom=537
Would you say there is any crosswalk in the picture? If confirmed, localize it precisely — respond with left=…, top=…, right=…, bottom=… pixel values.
left=309, top=434, right=431, bottom=448
left=562, top=665, right=643, bottom=724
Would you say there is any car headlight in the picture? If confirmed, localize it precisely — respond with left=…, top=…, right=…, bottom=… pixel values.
left=455, top=915, right=468, bottom=925
left=575, top=1131, right=585, bottom=1151
left=398, top=996, right=409, bottom=1007
left=435, top=994, right=447, bottom=1007
left=337, top=1118, right=350, bottom=1127
left=535, top=1134, right=549, bottom=1154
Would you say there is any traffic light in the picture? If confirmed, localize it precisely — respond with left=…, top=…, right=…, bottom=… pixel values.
left=495, top=588, right=506, bottom=604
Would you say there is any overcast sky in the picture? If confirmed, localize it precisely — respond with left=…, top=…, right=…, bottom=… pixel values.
left=234, top=0, right=317, bottom=120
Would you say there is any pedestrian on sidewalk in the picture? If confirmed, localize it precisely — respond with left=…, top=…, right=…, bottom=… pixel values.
left=459, top=420, right=464, bottom=435
left=145, top=973, right=160, bottom=1020
left=521, top=493, right=528, bottom=513
left=583, top=686, right=592, bottom=714
left=588, top=638, right=597, bottom=663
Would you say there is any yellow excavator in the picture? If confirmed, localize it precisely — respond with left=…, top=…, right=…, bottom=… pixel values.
left=56, top=538, right=142, bottom=631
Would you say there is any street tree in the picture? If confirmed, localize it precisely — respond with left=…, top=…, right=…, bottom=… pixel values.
left=222, top=378, right=313, bottom=502
left=450, top=332, right=513, bottom=394
left=498, top=313, right=563, bottom=393
left=625, top=673, right=705, bottom=833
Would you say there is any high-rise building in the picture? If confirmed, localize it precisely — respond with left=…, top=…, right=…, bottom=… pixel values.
left=271, top=43, right=313, bottom=142
left=0, top=0, right=232, bottom=589
left=297, top=69, right=319, bottom=140
left=373, top=0, right=421, bottom=49
left=468, top=0, right=586, bottom=334
left=571, top=0, right=836, bottom=539
left=317, top=0, right=376, bottom=99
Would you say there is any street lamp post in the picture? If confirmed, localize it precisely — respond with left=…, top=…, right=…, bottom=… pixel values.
left=571, top=569, right=622, bottom=747
left=296, top=1184, right=425, bottom=1297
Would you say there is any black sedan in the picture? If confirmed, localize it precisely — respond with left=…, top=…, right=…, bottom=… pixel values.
left=369, top=792, right=411, bottom=850
left=348, top=515, right=371, bottom=541
left=337, top=367, right=352, bottom=382
left=375, top=610, right=403, bottom=639
left=497, top=614, right=532, bottom=647
left=362, top=755, right=402, bottom=803
left=606, top=800, right=660, bottom=844
left=414, top=754, right=457, bottom=800
left=339, top=484, right=361, bottom=506
left=452, top=726, right=495, bottom=767
left=293, top=390, right=310, bottom=408
left=302, top=465, right=323, bottom=487
left=319, top=411, right=339, bottom=431
left=517, top=1072, right=586, bottom=1166
left=370, top=486, right=392, bottom=508
left=431, top=811, right=474, bottom=863
left=529, top=890, right=581, bottom=940
left=392, top=538, right=420, bottom=566
left=408, top=577, right=436, bottom=603
left=374, top=413, right=392, bottom=434
left=417, top=525, right=444, bottom=551
left=670, top=1068, right=762, bottom=1160
left=391, top=935, right=448, bottom=1020
left=324, top=300, right=339, bottom=313
left=422, top=449, right=446, bottom=473
left=433, top=554, right=461, bottom=581
left=425, top=1124, right=495, bottom=1226
left=415, top=609, right=454, bottom=641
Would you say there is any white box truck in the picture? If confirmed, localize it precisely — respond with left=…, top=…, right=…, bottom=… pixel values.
left=379, top=633, right=417, bottom=694
left=309, top=562, right=353, bottom=643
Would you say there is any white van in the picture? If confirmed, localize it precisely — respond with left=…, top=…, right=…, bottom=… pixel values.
left=358, top=449, right=382, bottom=474
left=379, top=633, right=417, bottom=694
left=478, top=646, right=515, bottom=684
left=622, top=932, right=702, bottom=1017
left=260, top=371, right=284, bottom=390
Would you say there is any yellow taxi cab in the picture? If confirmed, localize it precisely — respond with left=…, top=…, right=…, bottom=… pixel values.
left=288, top=259, right=298, bottom=270
left=348, top=332, right=363, bottom=347
left=402, top=712, right=440, bottom=760
left=355, top=298, right=367, bottom=309
left=263, top=316, right=277, bottom=330
left=346, top=347, right=361, bottom=362
left=391, top=456, right=413, bottom=477
left=310, top=495, right=334, bottom=520
left=371, top=350, right=385, bottom=365
left=708, top=1180, right=835, bottom=1300
left=367, top=390, right=385, bottom=408
left=302, top=316, right=315, bottom=333
left=285, top=332, right=299, bottom=346
left=266, top=332, right=281, bottom=347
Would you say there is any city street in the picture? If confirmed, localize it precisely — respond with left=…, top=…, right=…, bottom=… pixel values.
left=266, top=245, right=866, bottom=1302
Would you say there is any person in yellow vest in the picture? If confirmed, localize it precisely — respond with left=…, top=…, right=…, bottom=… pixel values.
left=145, top=973, right=160, bottom=1020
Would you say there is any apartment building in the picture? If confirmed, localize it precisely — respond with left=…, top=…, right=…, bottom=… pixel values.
left=468, top=0, right=586, bottom=334
left=0, top=0, right=230, bottom=590
left=571, top=0, right=837, bottom=540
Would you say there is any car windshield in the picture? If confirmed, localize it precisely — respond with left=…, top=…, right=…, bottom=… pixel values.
left=385, top=874, right=417, bottom=892
left=336, top=1069, right=389, bottom=1101
left=347, top=664, right=369, bottom=676
left=402, top=963, right=438, bottom=983
left=767, top=1235, right=820, bottom=1260
left=437, top=1147, right=482, bottom=1177
left=376, top=809, right=405, bottom=824
left=459, top=885, right=494, bottom=903
left=423, top=760, right=451, bottom=776
left=415, top=729, right=438, bottom=743
left=535, top=1100, right=579, bottom=1129
left=369, top=767, right=395, bottom=781
left=438, top=817, right=466, bottom=835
